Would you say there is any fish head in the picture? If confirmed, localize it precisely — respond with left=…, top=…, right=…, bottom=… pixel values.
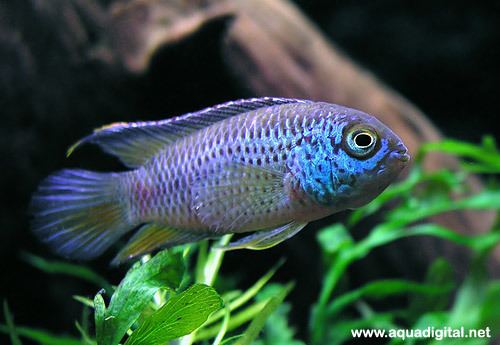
left=330, top=110, right=410, bottom=209
left=297, top=105, right=410, bottom=209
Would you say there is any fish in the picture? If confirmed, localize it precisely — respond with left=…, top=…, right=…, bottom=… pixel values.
left=30, top=97, right=410, bottom=265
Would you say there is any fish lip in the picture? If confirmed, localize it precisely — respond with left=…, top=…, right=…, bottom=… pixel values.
left=397, top=151, right=411, bottom=162
left=391, top=146, right=411, bottom=163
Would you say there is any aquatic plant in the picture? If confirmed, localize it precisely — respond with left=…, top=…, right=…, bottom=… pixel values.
left=2, top=136, right=500, bottom=344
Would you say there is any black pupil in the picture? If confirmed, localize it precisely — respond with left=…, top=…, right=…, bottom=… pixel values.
left=354, top=133, right=373, bottom=148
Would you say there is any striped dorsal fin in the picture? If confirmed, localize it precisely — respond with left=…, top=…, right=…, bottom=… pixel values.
left=67, top=97, right=308, bottom=168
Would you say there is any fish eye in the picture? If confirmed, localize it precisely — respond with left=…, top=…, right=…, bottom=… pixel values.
left=343, top=126, right=378, bottom=158
left=353, top=132, right=374, bottom=148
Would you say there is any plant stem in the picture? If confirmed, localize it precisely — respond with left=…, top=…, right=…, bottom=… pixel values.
left=203, top=235, right=232, bottom=286
left=212, top=308, right=230, bottom=345
left=179, top=235, right=232, bottom=345
left=311, top=253, right=351, bottom=344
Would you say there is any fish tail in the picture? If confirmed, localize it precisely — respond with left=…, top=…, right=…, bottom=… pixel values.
left=30, top=169, right=133, bottom=260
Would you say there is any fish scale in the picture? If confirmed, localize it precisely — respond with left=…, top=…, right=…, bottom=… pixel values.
left=145, top=106, right=298, bottom=226
left=131, top=104, right=337, bottom=230
left=30, top=97, right=409, bottom=264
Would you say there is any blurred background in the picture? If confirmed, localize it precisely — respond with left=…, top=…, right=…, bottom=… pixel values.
left=1, top=0, right=499, bottom=342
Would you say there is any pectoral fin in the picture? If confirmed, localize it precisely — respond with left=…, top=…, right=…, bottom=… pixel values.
left=191, top=162, right=289, bottom=232
left=217, top=221, right=308, bottom=251
left=112, top=223, right=206, bottom=265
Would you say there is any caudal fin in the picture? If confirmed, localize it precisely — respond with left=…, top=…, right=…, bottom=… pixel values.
left=30, top=169, right=132, bottom=260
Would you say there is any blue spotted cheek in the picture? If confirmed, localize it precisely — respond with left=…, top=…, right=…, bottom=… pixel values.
left=291, top=140, right=329, bottom=205
left=293, top=130, right=391, bottom=206
left=310, top=140, right=390, bottom=205
left=334, top=140, right=391, bottom=190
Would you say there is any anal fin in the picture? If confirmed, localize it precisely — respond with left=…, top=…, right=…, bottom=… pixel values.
left=112, top=223, right=206, bottom=265
left=217, top=221, right=308, bottom=251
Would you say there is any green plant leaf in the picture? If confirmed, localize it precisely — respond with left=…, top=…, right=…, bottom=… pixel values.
left=412, top=311, right=449, bottom=330
left=356, top=223, right=500, bottom=260
left=95, top=249, right=185, bottom=345
left=327, top=279, right=452, bottom=317
left=420, top=138, right=500, bottom=170
left=385, top=190, right=500, bottom=228
left=75, top=320, right=96, bottom=345
left=326, top=313, right=398, bottom=345
left=205, top=259, right=284, bottom=328
left=233, top=283, right=294, bottom=345
left=392, top=312, right=449, bottom=345
left=74, top=295, right=94, bottom=308
left=22, top=253, right=112, bottom=292
left=317, top=224, right=353, bottom=255
left=220, top=335, right=244, bottom=345
left=125, top=283, right=222, bottom=345
left=347, top=167, right=423, bottom=226
left=94, top=292, right=109, bottom=344
left=404, top=224, right=500, bottom=253
left=3, top=301, right=22, bottom=345
left=478, top=282, right=500, bottom=336
left=408, top=258, right=454, bottom=320
left=252, top=284, right=305, bottom=345
left=212, top=307, right=230, bottom=345
left=447, top=265, right=487, bottom=329
left=0, top=324, right=82, bottom=345
left=195, top=299, right=269, bottom=341
left=348, top=168, right=463, bottom=227
left=202, top=234, right=233, bottom=285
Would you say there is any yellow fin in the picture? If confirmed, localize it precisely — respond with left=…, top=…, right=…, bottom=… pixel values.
left=218, top=221, right=308, bottom=251
left=112, top=223, right=205, bottom=265
left=30, top=169, right=131, bottom=261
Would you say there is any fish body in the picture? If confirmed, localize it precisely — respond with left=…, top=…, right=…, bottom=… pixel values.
left=31, top=98, right=409, bottom=264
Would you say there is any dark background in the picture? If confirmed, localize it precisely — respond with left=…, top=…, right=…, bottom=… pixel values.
left=1, top=0, right=499, bottom=342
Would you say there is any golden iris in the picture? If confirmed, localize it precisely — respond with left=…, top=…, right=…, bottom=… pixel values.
left=344, top=126, right=378, bottom=158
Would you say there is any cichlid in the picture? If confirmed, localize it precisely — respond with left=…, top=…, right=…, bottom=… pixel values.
left=30, top=98, right=409, bottom=265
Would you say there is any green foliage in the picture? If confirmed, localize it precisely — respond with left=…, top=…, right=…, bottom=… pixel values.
left=232, top=283, right=293, bottom=345
left=0, top=324, right=84, bottom=345
left=1, top=302, right=83, bottom=345
left=94, top=249, right=185, bottom=345
left=125, top=284, right=222, bottom=345
left=3, top=301, right=22, bottom=345
left=251, top=285, right=305, bottom=345
left=21, top=253, right=113, bottom=293
left=311, top=136, right=500, bottom=345
left=3, top=135, right=500, bottom=345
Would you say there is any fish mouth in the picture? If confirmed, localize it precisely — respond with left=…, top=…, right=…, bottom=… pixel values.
left=391, top=145, right=410, bottom=163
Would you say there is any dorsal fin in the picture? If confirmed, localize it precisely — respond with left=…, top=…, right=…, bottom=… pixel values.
left=67, top=97, right=308, bottom=168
